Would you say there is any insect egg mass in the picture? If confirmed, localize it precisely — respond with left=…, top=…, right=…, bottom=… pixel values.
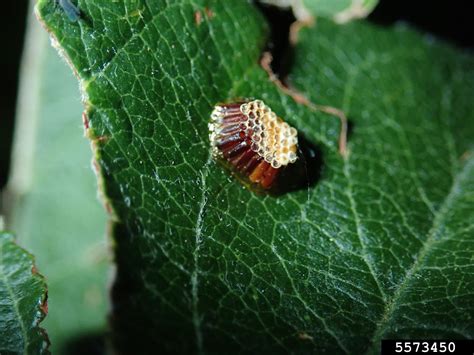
left=209, top=100, right=298, bottom=189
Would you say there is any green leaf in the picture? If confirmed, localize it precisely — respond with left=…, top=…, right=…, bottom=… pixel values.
left=261, top=0, right=379, bottom=22
left=291, top=21, right=474, bottom=350
left=303, top=0, right=378, bottom=22
left=36, top=0, right=474, bottom=353
left=5, top=5, right=108, bottom=352
left=0, top=232, right=49, bottom=354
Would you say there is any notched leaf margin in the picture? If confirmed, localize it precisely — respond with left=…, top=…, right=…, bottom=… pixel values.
left=35, top=5, right=120, bottom=225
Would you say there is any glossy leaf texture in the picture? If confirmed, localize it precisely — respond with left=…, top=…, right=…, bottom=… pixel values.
left=36, top=0, right=474, bottom=353
left=0, top=232, right=49, bottom=354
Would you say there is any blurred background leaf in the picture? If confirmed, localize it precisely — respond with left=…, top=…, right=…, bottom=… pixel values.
left=3, top=3, right=108, bottom=353
left=260, top=0, right=379, bottom=22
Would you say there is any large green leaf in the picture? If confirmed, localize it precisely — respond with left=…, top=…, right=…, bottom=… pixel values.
left=5, top=5, right=108, bottom=352
left=291, top=22, right=474, bottom=350
left=36, top=0, right=474, bottom=353
left=0, top=232, right=49, bottom=354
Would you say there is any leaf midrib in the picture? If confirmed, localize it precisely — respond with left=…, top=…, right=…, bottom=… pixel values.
left=191, top=152, right=213, bottom=355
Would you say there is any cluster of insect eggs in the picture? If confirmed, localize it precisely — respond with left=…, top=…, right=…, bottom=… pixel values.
left=209, top=99, right=299, bottom=189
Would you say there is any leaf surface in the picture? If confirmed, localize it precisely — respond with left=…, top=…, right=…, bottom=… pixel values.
left=36, top=0, right=474, bottom=353
left=291, top=22, right=474, bottom=350
left=0, top=232, right=49, bottom=354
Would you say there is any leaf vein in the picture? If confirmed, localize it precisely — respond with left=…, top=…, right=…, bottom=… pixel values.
left=367, top=155, right=474, bottom=351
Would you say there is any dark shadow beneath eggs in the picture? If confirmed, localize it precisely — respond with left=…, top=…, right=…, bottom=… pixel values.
left=60, top=332, right=106, bottom=355
left=270, top=134, right=323, bottom=196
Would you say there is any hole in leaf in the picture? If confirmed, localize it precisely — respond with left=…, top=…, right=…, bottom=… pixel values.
left=347, top=118, right=355, bottom=140
left=255, top=2, right=296, bottom=83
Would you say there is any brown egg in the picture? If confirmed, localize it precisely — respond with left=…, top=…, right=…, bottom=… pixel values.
left=209, top=100, right=298, bottom=189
